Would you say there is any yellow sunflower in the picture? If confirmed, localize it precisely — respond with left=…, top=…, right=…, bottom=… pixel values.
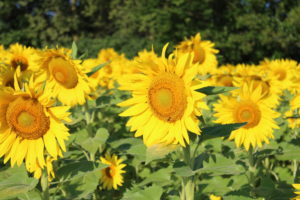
left=260, top=59, right=297, bottom=93
left=0, top=78, right=71, bottom=175
left=100, top=153, right=126, bottom=190
left=118, top=44, right=208, bottom=146
left=208, top=64, right=236, bottom=87
left=214, top=82, right=279, bottom=151
left=6, top=43, right=39, bottom=72
left=233, top=64, right=282, bottom=108
left=97, top=48, right=125, bottom=89
left=292, top=184, right=300, bottom=200
left=176, top=33, right=219, bottom=75
left=0, top=64, right=15, bottom=88
left=38, top=48, right=91, bottom=106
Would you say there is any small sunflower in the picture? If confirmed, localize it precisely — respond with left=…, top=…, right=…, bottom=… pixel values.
left=214, top=82, right=279, bottom=151
left=6, top=43, right=39, bottom=72
left=176, top=33, right=219, bottom=75
left=0, top=64, right=15, bottom=88
left=100, top=153, right=126, bottom=190
left=118, top=44, right=208, bottom=146
left=260, top=59, right=297, bottom=93
left=38, top=48, right=91, bottom=106
left=292, top=184, right=300, bottom=200
left=0, top=78, right=71, bottom=175
left=233, top=64, right=282, bottom=108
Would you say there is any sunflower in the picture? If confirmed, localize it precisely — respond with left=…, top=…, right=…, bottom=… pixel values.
left=0, top=64, right=15, bottom=88
left=97, top=48, right=125, bottom=89
left=207, top=64, right=236, bottom=87
left=176, top=33, right=219, bottom=75
left=6, top=43, right=39, bottom=72
left=118, top=44, right=208, bottom=146
left=38, top=48, right=91, bottom=106
left=213, top=82, right=279, bottom=151
left=100, top=153, right=126, bottom=190
left=233, top=64, right=282, bottom=108
left=260, top=59, right=297, bottom=93
left=292, top=184, right=300, bottom=200
left=0, top=78, right=71, bottom=176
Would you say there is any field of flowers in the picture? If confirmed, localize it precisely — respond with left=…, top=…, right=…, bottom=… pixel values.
left=0, top=33, right=300, bottom=200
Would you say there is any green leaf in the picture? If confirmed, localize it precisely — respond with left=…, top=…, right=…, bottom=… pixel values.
left=276, top=143, right=300, bottom=161
left=56, top=161, right=107, bottom=180
left=138, top=167, right=172, bottom=187
left=71, top=41, right=78, bottom=59
left=196, top=154, right=245, bottom=176
left=86, top=62, right=110, bottom=77
left=200, top=123, right=246, bottom=141
left=61, top=164, right=105, bottom=199
left=122, top=185, right=163, bottom=200
left=196, top=86, right=238, bottom=95
left=80, top=128, right=109, bottom=154
left=0, top=165, right=38, bottom=200
left=17, top=189, right=43, bottom=200
left=146, top=144, right=178, bottom=164
left=173, top=161, right=194, bottom=177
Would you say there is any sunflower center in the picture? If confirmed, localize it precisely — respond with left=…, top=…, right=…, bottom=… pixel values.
left=105, top=166, right=116, bottom=178
left=49, top=57, right=78, bottom=89
left=17, top=112, right=35, bottom=126
left=148, top=73, right=187, bottom=123
left=11, top=56, right=28, bottom=71
left=217, top=75, right=233, bottom=87
left=274, top=69, right=286, bottom=81
left=6, top=96, right=50, bottom=139
left=235, top=102, right=261, bottom=129
left=193, top=44, right=205, bottom=64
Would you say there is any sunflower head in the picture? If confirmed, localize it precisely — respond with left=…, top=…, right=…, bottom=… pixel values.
left=0, top=77, right=70, bottom=175
left=100, top=153, right=126, bottom=190
left=38, top=48, right=91, bottom=106
left=118, top=44, right=208, bottom=147
left=176, top=33, right=219, bottom=75
left=214, top=82, right=279, bottom=150
left=7, top=43, right=39, bottom=72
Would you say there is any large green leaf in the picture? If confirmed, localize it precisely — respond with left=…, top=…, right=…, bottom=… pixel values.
left=122, top=185, right=163, bottom=200
left=196, top=86, right=238, bottom=95
left=0, top=165, right=38, bottom=200
left=80, top=128, right=109, bottom=154
left=200, top=123, right=246, bottom=141
left=196, top=154, right=245, bottom=176
left=276, top=143, right=300, bottom=161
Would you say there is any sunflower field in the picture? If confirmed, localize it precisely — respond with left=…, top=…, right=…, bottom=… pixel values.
left=0, top=30, right=300, bottom=200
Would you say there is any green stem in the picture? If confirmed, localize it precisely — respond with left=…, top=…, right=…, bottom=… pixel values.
left=41, top=170, right=50, bottom=200
left=180, top=146, right=195, bottom=200
left=248, top=147, right=257, bottom=197
left=293, top=159, right=298, bottom=180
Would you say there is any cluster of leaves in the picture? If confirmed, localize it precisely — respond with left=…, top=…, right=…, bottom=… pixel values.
left=0, top=0, right=299, bottom=63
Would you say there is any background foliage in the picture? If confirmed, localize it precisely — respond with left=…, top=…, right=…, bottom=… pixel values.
left=0, top=0, right=299, bottom=63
